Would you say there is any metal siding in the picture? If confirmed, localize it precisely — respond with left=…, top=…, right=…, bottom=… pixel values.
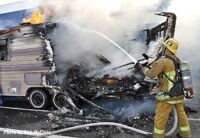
left=11, top=47, right=44, bottom=56
left=24, top=73, right=42, bottom=85
left=11, top=37, right=43, bottom=47
left=0, top=25, right=52, bottom=96
left=0, top=63, right=50, bottom=72
left=11, top=43, right=44, bottom=50
left=0, top=70, right=47, bottom=96
left=11, top=55, right=43, bottom=62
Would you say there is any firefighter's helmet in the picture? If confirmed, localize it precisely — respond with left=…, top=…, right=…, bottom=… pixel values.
left=162, top=38, right=179, bottom=55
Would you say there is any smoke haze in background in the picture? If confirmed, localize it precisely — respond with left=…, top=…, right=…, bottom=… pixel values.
left=166, top=0, right=200, bottom=108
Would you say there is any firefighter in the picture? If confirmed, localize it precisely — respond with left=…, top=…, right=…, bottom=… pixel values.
left=143, top=38, right=191, bottom=138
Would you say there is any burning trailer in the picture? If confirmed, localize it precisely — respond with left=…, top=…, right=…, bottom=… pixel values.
left=54, top=12, right=178, bottom=111
left=0, top=21, right=155, bottom=111
left=0, top=11, right=176, bottom=111
left=0, top=10, right=187, bottom=137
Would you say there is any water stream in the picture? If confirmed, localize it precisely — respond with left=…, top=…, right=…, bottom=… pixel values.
left=67, top=23, right=138, bottom=63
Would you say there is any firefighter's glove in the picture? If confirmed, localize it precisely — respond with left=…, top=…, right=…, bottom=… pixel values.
left=150, top=87, right=160, bottom=95
left=142, top=67, right=149, bottom=76
left=135, top=62, right=143, bottom=71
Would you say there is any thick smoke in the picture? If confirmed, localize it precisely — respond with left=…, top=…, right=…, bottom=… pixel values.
left=96, top=99, right=156, bottom=119
left=39, top=0, right=168, bottom=115
left=155, top=0, right=171, bottom=11
left=41, top=0, right=165, bottom=78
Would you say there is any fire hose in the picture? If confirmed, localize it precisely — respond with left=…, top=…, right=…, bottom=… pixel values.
left=35, top=107, right=178, bottom=138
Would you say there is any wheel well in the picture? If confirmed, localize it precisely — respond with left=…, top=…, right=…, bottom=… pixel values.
left=26, top=87, right=49, bottom=97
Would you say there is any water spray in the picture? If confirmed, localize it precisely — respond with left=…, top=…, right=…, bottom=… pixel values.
left=66, top=23, right=138, bottom=63
left=88, top=30, right=137, bottom=63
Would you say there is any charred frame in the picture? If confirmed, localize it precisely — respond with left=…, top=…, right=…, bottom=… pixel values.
left=145, top=12, right=176, bottom=45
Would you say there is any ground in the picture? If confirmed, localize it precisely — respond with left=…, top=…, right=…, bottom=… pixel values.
left=0, top=98, right=199, bottom=138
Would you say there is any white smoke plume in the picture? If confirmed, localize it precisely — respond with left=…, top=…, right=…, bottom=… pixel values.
left=36, top=0, right=168, bottom=116
left=96, top=99, right=156, bottom=119
left=40, top=0, right=166, bottom=78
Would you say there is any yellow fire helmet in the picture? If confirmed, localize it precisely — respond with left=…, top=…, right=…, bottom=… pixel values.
left=162, top=38, right=179, bottom=55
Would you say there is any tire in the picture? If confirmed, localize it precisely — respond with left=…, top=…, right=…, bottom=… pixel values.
left=52, top=93, right=69, bottom=109
left=28, top=89, right=48, bottom=109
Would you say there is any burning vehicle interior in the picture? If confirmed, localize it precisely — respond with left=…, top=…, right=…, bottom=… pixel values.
left=54, top=12, right=177, bottom=111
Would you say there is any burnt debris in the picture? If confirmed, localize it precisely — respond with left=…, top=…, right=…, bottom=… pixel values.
left=62, top=65, right=152, bottom=100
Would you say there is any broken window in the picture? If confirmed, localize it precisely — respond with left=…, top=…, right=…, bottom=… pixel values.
left=0, top=39, right=8, bottom=61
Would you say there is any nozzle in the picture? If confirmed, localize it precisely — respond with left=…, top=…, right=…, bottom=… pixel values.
left=142, top=53, right=149, bottom=60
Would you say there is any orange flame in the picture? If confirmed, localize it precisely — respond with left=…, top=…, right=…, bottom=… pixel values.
left=23, top=11, right=44, bottom=24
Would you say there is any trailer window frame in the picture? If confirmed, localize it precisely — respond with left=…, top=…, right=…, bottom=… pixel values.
left=0, top=38, right=11, bottom=62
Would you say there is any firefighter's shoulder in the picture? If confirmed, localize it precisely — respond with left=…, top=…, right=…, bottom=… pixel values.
left=156, top=56, right=172, bottom=63
left=151, top=57, right=170, bottom=69
left=153, top=57, right=167, bottom=65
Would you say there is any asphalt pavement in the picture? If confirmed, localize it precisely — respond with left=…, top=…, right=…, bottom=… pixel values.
left=0, top=98, right=199, bottom=138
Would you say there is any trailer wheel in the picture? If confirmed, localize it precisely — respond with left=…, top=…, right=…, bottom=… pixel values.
left=52, top=93, right=68, bottom=109
left=28, top=89, right=48, bottom=109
